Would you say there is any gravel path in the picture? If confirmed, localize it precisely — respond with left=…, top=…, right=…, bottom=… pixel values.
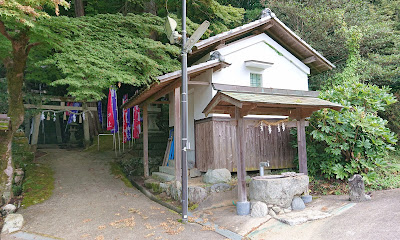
left=13, top=149, right=223, bottom=240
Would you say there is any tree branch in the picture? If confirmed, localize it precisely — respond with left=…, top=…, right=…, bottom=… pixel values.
left=0, top=20, right=13, bottom=41
left=26, top=42, right=41, bottom=54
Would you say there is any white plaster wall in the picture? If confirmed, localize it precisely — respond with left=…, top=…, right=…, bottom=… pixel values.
left=212, top=33, right=310, bottom=91
left=169, top=34, right=312, bottom=150
left=192, top=69, right=213, bottom=121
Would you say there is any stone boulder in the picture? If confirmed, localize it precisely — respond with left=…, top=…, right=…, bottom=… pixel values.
left=210, top=183, right=231, bottom=193
left=169, top=181, right=182, bottom=201
left=348, top=174, right=370, bottom=202
left=188, top=186, right=207, bottom=204
left=291, top=196, right=306, bottom=211
left=251, top=201, right=269, bottom=218
left=2, top=214, right=24, bottom=234
left=189, top=168, right=202, bottom=178
left=249, top=175, right=309, bottom=208
left=203, top=169, right=231, bottom=184
left=1, top=204, right=16, bottom=215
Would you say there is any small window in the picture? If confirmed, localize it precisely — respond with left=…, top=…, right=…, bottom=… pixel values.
left=250, top=73, right=262, bottom=87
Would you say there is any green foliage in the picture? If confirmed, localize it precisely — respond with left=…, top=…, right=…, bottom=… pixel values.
left=109, top=162, right=133, bottom=188
left=0, top=78, right=7, bottom=114
left=156, top=0, right=245, bottom=35
left=307, top=26, right=397, bottom=181
left=29, top=13, right=181, bottom=101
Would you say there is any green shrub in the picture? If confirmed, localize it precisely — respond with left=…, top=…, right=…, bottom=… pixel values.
left=306, top=26, right=397, bottom=183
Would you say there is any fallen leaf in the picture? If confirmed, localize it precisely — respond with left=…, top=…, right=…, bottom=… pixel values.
left=144, top=233, right=155, bottom=238
left=145, top=223, right=155, bottom=229
left=110, top=217, right=135, bottom=229
left=98, top=225, right=106, bottom=230
left=82, top=219, right=92, bottom=223
left=95, top=236, right=104, bottom=240
left=202, top=225, right=215, bottom=231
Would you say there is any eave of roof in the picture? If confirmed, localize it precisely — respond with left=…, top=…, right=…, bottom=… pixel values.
left=203, top=86, right=343, bottom=119
left=189, top=11, right=335, bottom=74
left=122, top=59, right=230, bottom=109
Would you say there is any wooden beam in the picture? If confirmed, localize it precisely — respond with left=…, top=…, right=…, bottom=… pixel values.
left=30, top=113, right=41, bottom=151
left=220, top=95, right=243, bottom=109
left=143, top=104, right=149, bottom=178
left=141, top=79, right=181, bottom=107
left=297, top=118, right=308, bottom=175
left=174, top=87, right=182, bottom=182
left=82, top=103, right=90, bottom=147
left=302, top=56, right=317, bottom=64
left=252, top=23, right=274, bottom=34
left=240, top=103, right=257, bottom=117
left=188, top=81, right=210, bottom=86
left=235, top=107, right=247, bottom=203
left=203, top=94, right=222, bottom=117
left=24, top=104, right=97, bottom=111
left=215, top=40, right=226, bottom=50
left=152, top=101, right=170, bottom=105
left=54, top=112, right=63, bottom=144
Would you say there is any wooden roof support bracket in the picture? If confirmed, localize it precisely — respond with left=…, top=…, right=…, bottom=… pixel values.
left=140, top=79, right=181, bottom=107
left=252, top=22, right=274, bottom=35
left=302, top=56, right=317, bottom=64
left=240, top=103, right=258, bottom=117
left=215, top=40, right=226, bottom=50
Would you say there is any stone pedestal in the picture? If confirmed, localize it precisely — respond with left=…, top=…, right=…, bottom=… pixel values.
left=349, top=174, right=370, bottom=202
left=249, top=175, right=309, bottom=208
left=148, top=105, right=161, bottom=133
left=69, top=123, right=78, bottom=143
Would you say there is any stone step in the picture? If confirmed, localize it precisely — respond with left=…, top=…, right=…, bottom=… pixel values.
left=159, top=166, right=175, bottom=176
left=152, top=172, right=175, bottom=182
left=167, top=160, right=175, bottom=167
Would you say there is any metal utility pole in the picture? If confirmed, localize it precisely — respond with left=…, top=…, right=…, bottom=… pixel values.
left=165, top=1, right=208, bottom=223
left=181, top=0, right=189, bottom=223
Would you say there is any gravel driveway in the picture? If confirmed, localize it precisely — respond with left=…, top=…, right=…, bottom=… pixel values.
left=10, top=149, right=223, bottom=240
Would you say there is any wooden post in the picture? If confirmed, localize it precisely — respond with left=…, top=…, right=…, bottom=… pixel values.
left=235, top=107, right=247, bottom=203
left=143, top=104, right=149, bottom=178
left=82, top=103, right=90, bottom=147
left=174, top=87, right=182, bottom=182
left=297, top=118, right=308, bottom=175
left=24, top=116, right=30, bottom=138
left=55, top=102, right=64, bottom=144
left=31, top=113, right=41, bottom=151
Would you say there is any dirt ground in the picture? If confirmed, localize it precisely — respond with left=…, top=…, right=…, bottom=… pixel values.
left=3, top=149, right=224, bottom=240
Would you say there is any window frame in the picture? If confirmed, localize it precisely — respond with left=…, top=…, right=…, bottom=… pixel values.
left=250, top=72, right=263, bottom=87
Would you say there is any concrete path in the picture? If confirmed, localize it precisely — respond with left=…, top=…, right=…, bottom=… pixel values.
left=4, top=149, right=223, bottom=240
left=248, top=188, right=400, bottom=240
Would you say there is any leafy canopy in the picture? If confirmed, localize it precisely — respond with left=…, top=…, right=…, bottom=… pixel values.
left=29, top=13, right=182, bottom=101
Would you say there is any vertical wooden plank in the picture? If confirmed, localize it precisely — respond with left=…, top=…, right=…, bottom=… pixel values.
left=143, top=104, right=149, bottom=178
left=297, top=118, right=308, bottom=175
left=24, top=116, right=30, bottom=138
left=30, top=113, right=41, bottom=151
left=235, top=107, right=247, bottom=203
left=174, top=87, right=181, bottom=182
left=82, top=102, right=90, bottom=147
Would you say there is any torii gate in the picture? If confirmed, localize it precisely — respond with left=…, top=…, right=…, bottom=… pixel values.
left=24, top=96, right=98, bottom=150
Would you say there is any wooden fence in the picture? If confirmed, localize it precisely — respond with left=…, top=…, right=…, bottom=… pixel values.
left=195, top=117, right=295, bottom=172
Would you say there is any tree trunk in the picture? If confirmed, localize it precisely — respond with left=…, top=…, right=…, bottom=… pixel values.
left=143, top=0, right=158, bottom=40
left=0, top=33, right=30, bottom=203
left=74, top=0, right=85, bottom=17
left=0, top=127, right=13, bottom=205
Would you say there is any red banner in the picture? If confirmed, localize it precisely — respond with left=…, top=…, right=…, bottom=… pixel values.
left=107, top=87, right=114, bottom=131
